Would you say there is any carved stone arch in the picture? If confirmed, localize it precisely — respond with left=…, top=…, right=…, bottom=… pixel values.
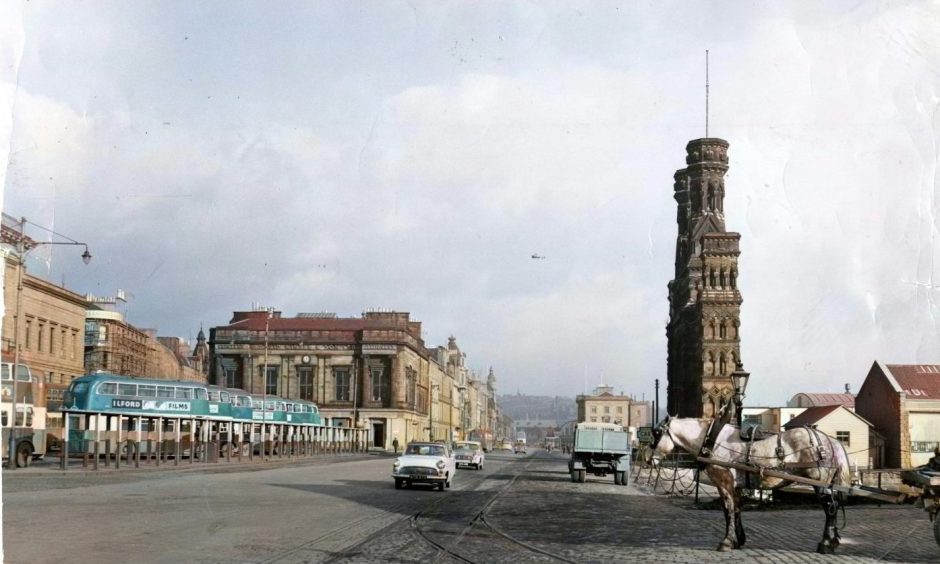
left=719, top=267, right=726, bottom=288
left=709, top=267, right=716, bottom=288
left=718, top=352, right=726, bottom=376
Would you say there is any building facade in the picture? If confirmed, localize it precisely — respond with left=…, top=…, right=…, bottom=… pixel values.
left=210, top=309, right=460, bottom=450
left=2, top=255, right=87, bottom=383
left=576, top=385, right=652, bottom=429
left=666, top=137, right=745, bottom=418
left=856, top=361, right=940, bottom=468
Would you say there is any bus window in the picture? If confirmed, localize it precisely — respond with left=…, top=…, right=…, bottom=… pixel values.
left=176, top=388, right=193, bottom=400
left=195, top=388, right=208, bottom=400
left=1, top=412, right=7, bottom=426
left=98, top=382, right=117, bottom=395
left=1, top=381, right=12, bottom=401
left=208, top=391, right=220, bottom=402
left=265, top=400, right=275, bottom=411
left=278, top=402, right=286, bottom=411
left=157, top=386, right=174, bottom=398
left=220, top=391, right=230, bottom=403
left=25, top=407, right=33, bottom=427
left=138, top=385, right=156, bottom=397
left=118, top=383, right=137, bottom=396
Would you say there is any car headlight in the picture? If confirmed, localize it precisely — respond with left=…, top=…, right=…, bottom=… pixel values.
left=393, top=460, right=401, bottom=469
left=436, top=460, right=445, bottom=470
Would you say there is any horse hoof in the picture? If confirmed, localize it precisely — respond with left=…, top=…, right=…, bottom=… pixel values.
left=817, top=542, right=833, bottom=555
left=717, top=542, right=733, bottom=552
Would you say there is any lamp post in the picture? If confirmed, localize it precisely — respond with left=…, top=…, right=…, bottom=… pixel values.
left=429, top=383, right=439, bottom=441
left=261, top=307, right=272, bottom=461
left=6, top=216, right=91, bottom=469
left=730, top=361, right=750, bottom=428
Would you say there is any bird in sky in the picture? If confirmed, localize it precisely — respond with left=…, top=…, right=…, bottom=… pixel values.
left=531, top=254, right=546, bottom=260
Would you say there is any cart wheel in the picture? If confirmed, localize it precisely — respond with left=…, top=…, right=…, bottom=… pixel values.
left=933, top=513, right=940, bottom=548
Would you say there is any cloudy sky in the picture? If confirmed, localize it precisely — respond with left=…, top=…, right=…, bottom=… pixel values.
left=1, top=1, right=939, bottom=406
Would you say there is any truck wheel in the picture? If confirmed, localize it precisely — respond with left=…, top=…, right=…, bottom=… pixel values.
left=578, top=470, right=586, bottom=483
left=15, top=442, right=32, bottom=468
left=617, top=471, right=627, bottom=485
left=934, top=510, right=940, bottom=548
left=570, top=470, right=579, bottom=483
left=614, top=472, right=622, bottom=485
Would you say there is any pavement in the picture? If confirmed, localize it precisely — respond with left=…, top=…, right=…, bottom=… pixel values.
left=2, top=449, right=936, bottom=563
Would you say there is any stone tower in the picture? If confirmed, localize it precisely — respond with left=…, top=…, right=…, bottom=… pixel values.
left=666, top=138, right=744, bottom=418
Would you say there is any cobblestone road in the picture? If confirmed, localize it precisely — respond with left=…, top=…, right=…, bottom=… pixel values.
left=3, top=450, right=936, bottom=563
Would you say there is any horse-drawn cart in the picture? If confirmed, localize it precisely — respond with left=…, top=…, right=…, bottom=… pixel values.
left=651, top=415, right=940, bottom=553
left=901, top=468, right=940, bottom=546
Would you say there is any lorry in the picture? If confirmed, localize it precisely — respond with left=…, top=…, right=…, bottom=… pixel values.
left=567, top=422, right=630, bottom=485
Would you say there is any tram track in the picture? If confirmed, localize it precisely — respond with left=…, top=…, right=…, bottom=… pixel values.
left=410, top=454, right=576, bottom=564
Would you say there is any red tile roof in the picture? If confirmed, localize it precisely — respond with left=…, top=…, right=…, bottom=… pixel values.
left=885, top=364, right=940, bottom=400
left=784, top=405, right=841, bottom=429
left=793, top=393, right=855, bottom=409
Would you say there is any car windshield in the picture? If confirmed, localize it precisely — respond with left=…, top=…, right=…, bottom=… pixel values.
left=406, top=444, right=444, bottom=456
left=455, top=446, right=473, bottom=453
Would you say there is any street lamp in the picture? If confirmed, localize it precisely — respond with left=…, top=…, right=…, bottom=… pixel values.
left=6, top=216, right=91, bottom=469
left=261, top=307, right=272, bottom=461
left=730, top=361, right=750, bottom=428
left=429, top=383, right=439, bottom=441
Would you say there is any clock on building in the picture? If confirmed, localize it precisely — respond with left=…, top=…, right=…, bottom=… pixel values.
left=301, top=355, right=311, bottom=364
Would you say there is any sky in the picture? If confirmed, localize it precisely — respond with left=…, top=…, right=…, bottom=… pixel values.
left=1, top=1, right=939, bottom=406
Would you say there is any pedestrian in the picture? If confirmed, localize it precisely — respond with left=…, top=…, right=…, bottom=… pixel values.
left=392, top=437, right=399, bottom=455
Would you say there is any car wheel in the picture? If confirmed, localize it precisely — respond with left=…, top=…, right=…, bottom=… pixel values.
left=437, top=481, right=445, bottom=491
left=395, top=479, right=403, bottom=490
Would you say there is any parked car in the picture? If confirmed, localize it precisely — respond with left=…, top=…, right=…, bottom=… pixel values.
left=454, top=441, right=485, bottom=470
left=391, top=441, right=456, bottom=491
left=496, top=439, right=513, bottom=452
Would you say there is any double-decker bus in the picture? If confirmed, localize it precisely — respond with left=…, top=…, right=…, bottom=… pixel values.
left=1, top=362, right=47, bottom=467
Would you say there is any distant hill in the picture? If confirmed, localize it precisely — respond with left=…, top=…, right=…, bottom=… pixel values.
left=497, top=394, right=576, bottom=426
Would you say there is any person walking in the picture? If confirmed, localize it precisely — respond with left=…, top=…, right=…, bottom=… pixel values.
left=392, top=437, right=400, bottom=455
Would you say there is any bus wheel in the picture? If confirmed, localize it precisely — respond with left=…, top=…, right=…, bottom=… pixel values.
left=15, top=442, right=32, bottom=468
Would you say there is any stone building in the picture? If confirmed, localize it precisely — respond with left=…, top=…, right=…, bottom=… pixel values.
left=576, top=384, right=651, bottom=428
left=666, top=137, right=746, bottom=417
left=210, top=309, right=435, bottom=449
left=2, top=255, right=87, bottom=383
left=84, top=306, right=205, bottom=383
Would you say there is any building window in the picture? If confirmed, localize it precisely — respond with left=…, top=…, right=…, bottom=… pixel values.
left=37, top=325, right=44, bottom=352
left=70, top=331, right=77, bottom=359
left=263, top=366, right=278, bottom=396
left=591, top=406, right=597, bottom=414
left=405, top=367, right=416, bottom=407
left=836, top=431, right=850, bottom=447
left=24, top=321, right=31, bottom=349
left=604, top=406, right=610, bottom=414
left=299, top=367, right=314, bottom=401
left=617, top=406, right=623, bottom=414
left=590, top=417, right=597, bottom=422
left=602, top=416, right=610, bottom=423
left=225, top=368, right=239, bottom=389
left=61, top=328, right=67, bottom=357
left=334, top=368, right=350, bottom=401
left=371, top=368, right=384, bottom=401
left=49, top=325, right=55, bottom=355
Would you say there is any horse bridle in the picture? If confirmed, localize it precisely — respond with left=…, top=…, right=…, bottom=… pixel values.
left=650, top=416, right=674, bottom=451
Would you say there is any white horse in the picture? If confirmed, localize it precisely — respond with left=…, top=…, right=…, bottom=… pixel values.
left=650, top=416, right=851, bottom=554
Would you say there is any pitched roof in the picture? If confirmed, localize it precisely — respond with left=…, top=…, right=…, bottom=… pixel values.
left=794, top=393, right=856, bottom=409
left=884, top=364, right=940, bottom=400
left=784, top=405, right=841, bottom=429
